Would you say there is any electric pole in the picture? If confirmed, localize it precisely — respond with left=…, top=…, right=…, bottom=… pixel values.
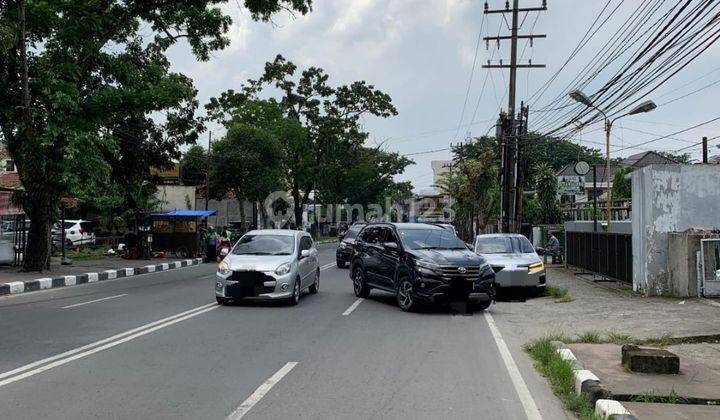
left=205, top=131, right=212, bottom=211
left=483, top=0, right=546, bottom=233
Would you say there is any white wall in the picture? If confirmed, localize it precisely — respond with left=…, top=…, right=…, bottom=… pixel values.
left=632, top=164, right=720, bottom=296
left=154, top=185, right=196, bottom=212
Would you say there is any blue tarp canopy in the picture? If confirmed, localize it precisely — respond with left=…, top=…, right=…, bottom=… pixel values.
left=151, top=209, right=216, bottom=220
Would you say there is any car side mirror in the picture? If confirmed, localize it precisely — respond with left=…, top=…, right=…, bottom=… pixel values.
left=383, top=242, right=398, bottom=251
left=300, top=249, right=311, bottom=259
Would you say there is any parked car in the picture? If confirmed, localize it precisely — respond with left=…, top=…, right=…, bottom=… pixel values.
left=215, top=229, right=320, bottom=305
left=51, top=220, right=96, bottom=249
left=473, top=233, right=546, bottom=292
left=350, top=223, right=495, bottom=312
left=428, top=222, right=457, bottom=235
left=335, top=222, right=367, bottom=268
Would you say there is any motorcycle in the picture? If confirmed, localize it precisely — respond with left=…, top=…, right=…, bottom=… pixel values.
left=217, top=237, right=232, bottom=261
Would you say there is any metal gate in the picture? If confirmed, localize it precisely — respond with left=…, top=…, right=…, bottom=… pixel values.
left=700, top=238, right=720, bottom=297
left=565, top=231, right=633, bottom=284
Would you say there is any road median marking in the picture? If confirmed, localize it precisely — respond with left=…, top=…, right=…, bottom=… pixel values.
left=61, top=294, right=128, bottom=309
left=320, top=262, right=335, bottom=271
left=483, top=311, right=543, bottom=420
left=0, top=302, right=217, bottom=387
left=226, top=362, right=298, bottom=419
left=342, top=298, right=364, bottom=316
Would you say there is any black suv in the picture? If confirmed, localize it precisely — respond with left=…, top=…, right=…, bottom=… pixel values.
left=350, top=223, right=495, bottom=311
left=335, top=222, right=366, bottom=268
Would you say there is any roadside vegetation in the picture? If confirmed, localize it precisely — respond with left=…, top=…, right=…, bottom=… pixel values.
left=52, top=247, right=108, bottom=261
left=544, top=285, right=574, bottom=302
left=524, top=337, right=601, bottom=420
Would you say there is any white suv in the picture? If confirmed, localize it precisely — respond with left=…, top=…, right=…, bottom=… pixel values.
left=52, top=220, right=96, bottom=249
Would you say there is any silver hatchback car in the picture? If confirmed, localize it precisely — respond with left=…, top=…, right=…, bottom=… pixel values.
left=215, top=230, right=320, bottom=305
left=473, top=234, right=546, bottom=291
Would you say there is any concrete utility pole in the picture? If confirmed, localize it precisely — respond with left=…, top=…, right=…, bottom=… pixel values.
left=703, top=136, right=709, bottom=163
left=205, top=131, right=212, bottom=211
left=483, top=1, right=547, bottom=233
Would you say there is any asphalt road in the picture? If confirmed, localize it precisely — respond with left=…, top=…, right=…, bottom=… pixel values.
left=0, top=244, right=569, bottom=420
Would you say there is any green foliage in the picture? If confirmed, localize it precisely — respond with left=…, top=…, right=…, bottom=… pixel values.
left=207, top=56, right=399, bottom=224
left=612, top=166, right=633, bottom=200
left=535, top=163, right=562, bottom=224
left=576, top=331, right=602, bottom=343
left=525, top=337, right=602, bottom=420
left=1, top=1, right=311, bottom=270
left=437, top=145, right=499, bottom=241
left=656, top=150, right=692, bottom=164
left=180, top=145, right=208, bottom=186
left=210, top=122, right=283, bottom=219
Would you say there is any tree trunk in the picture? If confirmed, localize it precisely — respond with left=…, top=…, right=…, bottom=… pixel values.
left=23, top=201, right=52, bottom=271
left=292, top=183, right=303, bottom=229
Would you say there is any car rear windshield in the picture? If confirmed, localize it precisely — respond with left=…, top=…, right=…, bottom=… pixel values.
left=475, top=236, right=534, bottom=254
left=63, top=222, right=75, bottom=229
left=398, top=228, right=466, bottom=250
left=343, top=225, right=364, bottom=240
left=232, top=235, right=295, bottom=256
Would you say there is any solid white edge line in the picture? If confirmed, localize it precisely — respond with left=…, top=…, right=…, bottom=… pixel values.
left=342, top=298, right=364, bottom=316
left=0, top=305, right=218, bottom=388
left=0, top=302, right=216, bottom=382
left=61, top=294, right=128, bottom=309
left=483, top=311, right=543, bottom=420
left=226, top=362, right=298, bottom=420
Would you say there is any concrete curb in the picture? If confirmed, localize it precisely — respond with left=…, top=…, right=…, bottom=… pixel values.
left=0, top=258, right=205, bottom=297
left=550, top=341, right=637, bottom=419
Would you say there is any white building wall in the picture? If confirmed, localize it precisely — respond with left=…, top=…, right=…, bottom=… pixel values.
left=154, top=185, right=196, bottom=212
left=632, top=164, right=720, bottom=296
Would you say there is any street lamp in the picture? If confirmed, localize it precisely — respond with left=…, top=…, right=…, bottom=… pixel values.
left=568, top=90, right=656, bottom=231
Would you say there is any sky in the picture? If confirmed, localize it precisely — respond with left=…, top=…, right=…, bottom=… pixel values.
left=168, top=0, right=720, bottom=192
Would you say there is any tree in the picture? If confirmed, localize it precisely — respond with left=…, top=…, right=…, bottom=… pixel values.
left=0, top=1, right=312, bottom=271
left=209, top=122, right=283, bottom=227
left=207, top=55, right=398, bottom=225
left=656, top=151, right=692, bottom=164
left=612, top=166, right=633, bottom=200
left=180, top=145, right=208, bottom=186
left=534, top=163, right=561, bottom=224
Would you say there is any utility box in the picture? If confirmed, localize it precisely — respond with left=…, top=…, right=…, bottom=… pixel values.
left=667, top=230, right=720, bottom=297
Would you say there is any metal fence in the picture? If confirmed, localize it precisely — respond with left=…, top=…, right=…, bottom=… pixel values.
left=565, top=231, right=633, bottom=283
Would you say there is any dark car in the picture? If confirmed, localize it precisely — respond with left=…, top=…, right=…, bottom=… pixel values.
left=350, top=223, right=495, bottom=311
left=335, top=222, right=367, bottom=268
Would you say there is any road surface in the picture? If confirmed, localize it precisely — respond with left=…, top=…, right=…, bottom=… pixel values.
left=0, top=244, right=569, bottom=419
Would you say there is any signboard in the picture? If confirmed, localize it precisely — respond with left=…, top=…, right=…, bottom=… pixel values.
left=558, top=175, right=585, bottom=195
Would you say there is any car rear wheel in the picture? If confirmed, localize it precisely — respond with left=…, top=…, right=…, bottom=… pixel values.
left=352, top=267, right=370, bottom=298
left=336, top=259, right=346, bottom=268
left=396, top=278, right=418, bottom=312
left=309, top=270, right=319, bottom=294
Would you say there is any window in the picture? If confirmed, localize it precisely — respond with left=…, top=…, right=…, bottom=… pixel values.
left=344, top=224, right=365, bottom=240
left=384, top=228, right=399, bottom=245
left=4, top=160, right=14, bottom=172
left=475, top=236, right=535, bottom=254
left=360, top=226, right=383, bottom=244
left=398, top=228, right=466, bottom=250
left=232, top=235, right=295, bottom=256
left=300, top=236, right=313, bottom=251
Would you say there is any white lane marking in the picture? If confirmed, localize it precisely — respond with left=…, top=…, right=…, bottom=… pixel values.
left=61, top=294, right=128, bottom=309
left=320, top=262, right=335, bottom=271
left=342, top=298, right=364, bottom=316
left=0, top=305, right=218, bottom=388
left=226, top=362, right=298, bottom=420
left=483, top=312, right=543, bottom=420
left=0, top=302, right=216, bottom=383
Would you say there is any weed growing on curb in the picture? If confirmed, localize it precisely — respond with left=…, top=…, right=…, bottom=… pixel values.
left=577, top=331, right=602, bottom=343
left=544, top=286, right=573, bottom=302
left=525, top=337, right=602, bottom=420
left=605, top=332, right=636, bottom=344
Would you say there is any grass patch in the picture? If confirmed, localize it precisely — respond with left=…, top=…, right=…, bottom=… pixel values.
left=544, top=285, right=573, bottom=302
left=56, top=247, right=108, bottom=261
left=525, top=337, right=602, bottom=420
left=631, top=389, right=687, bottom=404
left=605, top=332, right=637, bottom=345
left=640, top=332, right=674, bottom=348
left=576, top=331, right=602, bottom=344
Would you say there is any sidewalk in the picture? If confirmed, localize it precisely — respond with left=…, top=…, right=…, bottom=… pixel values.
left=494, top=266, right=720, bottom=341
left=498, top=266, right=720, bottom=420
left=1, top=256, right=205, bottom=296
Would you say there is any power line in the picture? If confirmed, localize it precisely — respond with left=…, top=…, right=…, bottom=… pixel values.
left=613, top=114, right=720, bottom=152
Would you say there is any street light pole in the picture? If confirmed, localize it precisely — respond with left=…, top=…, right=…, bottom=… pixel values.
left=568, top=91, right=657, bottom=232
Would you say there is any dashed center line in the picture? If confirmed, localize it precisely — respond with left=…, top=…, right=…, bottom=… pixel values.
left=342, top=298, right=364, bottom=316
left=61, top=294, right=128, bottom=309
left=226, top=362, right=298, bottom=419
